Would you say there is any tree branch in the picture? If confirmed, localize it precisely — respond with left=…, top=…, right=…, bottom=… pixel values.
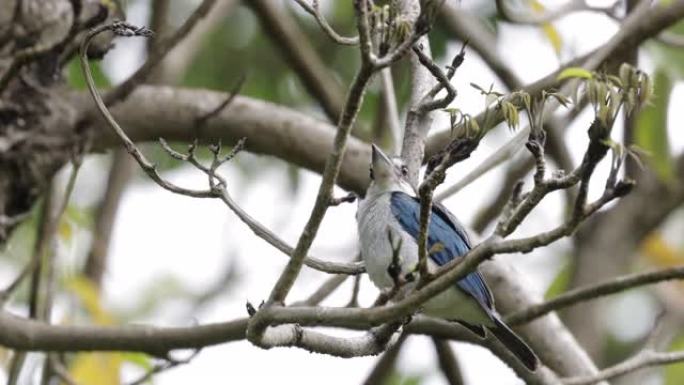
left=562, top=349, right=684, bottom=385
left=432, top=338, right=464, bottom=385
left=506, top=266, right=684, bottom=325
left=293, top=0, right=359, bottom=45
left=81, top=22, right=364, bottom=277
left=426, top=0, right=684, bottom=159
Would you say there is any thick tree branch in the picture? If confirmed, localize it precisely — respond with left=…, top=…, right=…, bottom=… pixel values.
left=77, top=86, right=372, bottom=197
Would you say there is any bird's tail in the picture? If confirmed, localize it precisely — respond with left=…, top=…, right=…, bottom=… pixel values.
left=488, top=317, right=539, bottom=371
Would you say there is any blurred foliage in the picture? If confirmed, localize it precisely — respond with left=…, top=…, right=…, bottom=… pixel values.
left=528, top=0, right=562, bottom=55
left=64, top=276, right=114, bottom=324
left=67, top=353, right=123, bottom=385
left=634, top=70, right=674, bottom=182
left=179, top=4, right=455, bottom=130
left=641, top=233, right=684, bottom=268
left=635, top=19, right=684, bottom=182
left=0, top=202, right=40, bottom=263
left=602, top=332, right=640, bottom=368
left=66, top=58, right=111, bottom=89
left=666, top=334, right=684, bottom=385
left=63, top=275, right=153, bottom=383
left=652, top=20, right=684, bottom=79
left=59, top=204, right=94, bottom=246
left=384, top=370, right=423, bottom=385
left=544, top=259, right=572, bottom=299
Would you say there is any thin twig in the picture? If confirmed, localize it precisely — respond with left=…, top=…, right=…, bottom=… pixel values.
left=81, top=22, right=214, bottom=198
left=293, top=0, right=359, bottom=45
left=495, top=0, right=616, bottom=25
left=291, top=274, right=348, bottom=306
left=562, top=349, right=684, bottom=385
left=435, top=129, right=526, bottom=202
left=127, top=350, right=201, bottom=385
left=506, top=266, right=684, bottom=325
left=262, top=0, right=381, bottom=306
left=103, top=0, right=218, bottom=106
left=249, top=0, right=434, bottom=349
left=362, top=333, right=408, bottom=385
left=195, top=74, right=246, bottom=127
left=412, top=41, right=465, bottom=113
left=329, top=192, right=357, bottom=206
left=248, top=0, right=346, bottom=123
left=48, top=354, right=80, bottom=385
left=427, top=0, right=684, bottom=159
left=346, top=272, right=362, bottom=308
left=81, top=22, right=365, bottom=277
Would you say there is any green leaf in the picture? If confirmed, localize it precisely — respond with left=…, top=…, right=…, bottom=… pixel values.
left=634, top=69, right=674, bottom=182
left=557, top=67, right=593, bottom=81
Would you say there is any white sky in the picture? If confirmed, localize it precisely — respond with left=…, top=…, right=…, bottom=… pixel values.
left=3, top=1, right=683, bottom=384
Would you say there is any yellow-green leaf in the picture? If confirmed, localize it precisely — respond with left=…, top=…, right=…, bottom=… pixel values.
left=541, top=24, right=562, bottom=54
left=529, top=0, right=563, bottom=54
left=64, top=276, right=114, bottom=325
left=557, top=67, right=593, bottom=81
left=640, top=233, right=684, bottom=267
left=69, top=353, right=122, bottom=385
left=58, top=220, right=73, bottom=242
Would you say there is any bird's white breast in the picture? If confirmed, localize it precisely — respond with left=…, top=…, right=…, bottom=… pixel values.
left=357, top=192, right=418, bottom=289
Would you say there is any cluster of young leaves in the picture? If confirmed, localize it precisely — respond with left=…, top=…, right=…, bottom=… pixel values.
left=442, top=107, right=480, bottom=138
left=455, top=83, right=567, bottom=136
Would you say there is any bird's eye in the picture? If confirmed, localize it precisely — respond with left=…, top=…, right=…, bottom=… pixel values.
left=400, top=165, right=408, bottom=176
left=369, top=167, right=374, bottom=180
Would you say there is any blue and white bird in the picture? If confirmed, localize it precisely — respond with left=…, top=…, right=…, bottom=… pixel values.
left=357, top=144, right=538, bottom=371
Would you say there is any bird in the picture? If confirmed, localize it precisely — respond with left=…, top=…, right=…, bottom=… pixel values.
left=356, top=144, right=538, bottom=371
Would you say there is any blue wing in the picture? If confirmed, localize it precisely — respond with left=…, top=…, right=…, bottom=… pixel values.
left=390, top=191, right=494, bottom=311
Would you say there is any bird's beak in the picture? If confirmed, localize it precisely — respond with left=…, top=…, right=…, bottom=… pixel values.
left=371, top=144, right=393, bottom=177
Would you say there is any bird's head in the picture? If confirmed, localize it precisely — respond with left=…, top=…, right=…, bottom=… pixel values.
left=367, top=144, right=416, bottom=196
